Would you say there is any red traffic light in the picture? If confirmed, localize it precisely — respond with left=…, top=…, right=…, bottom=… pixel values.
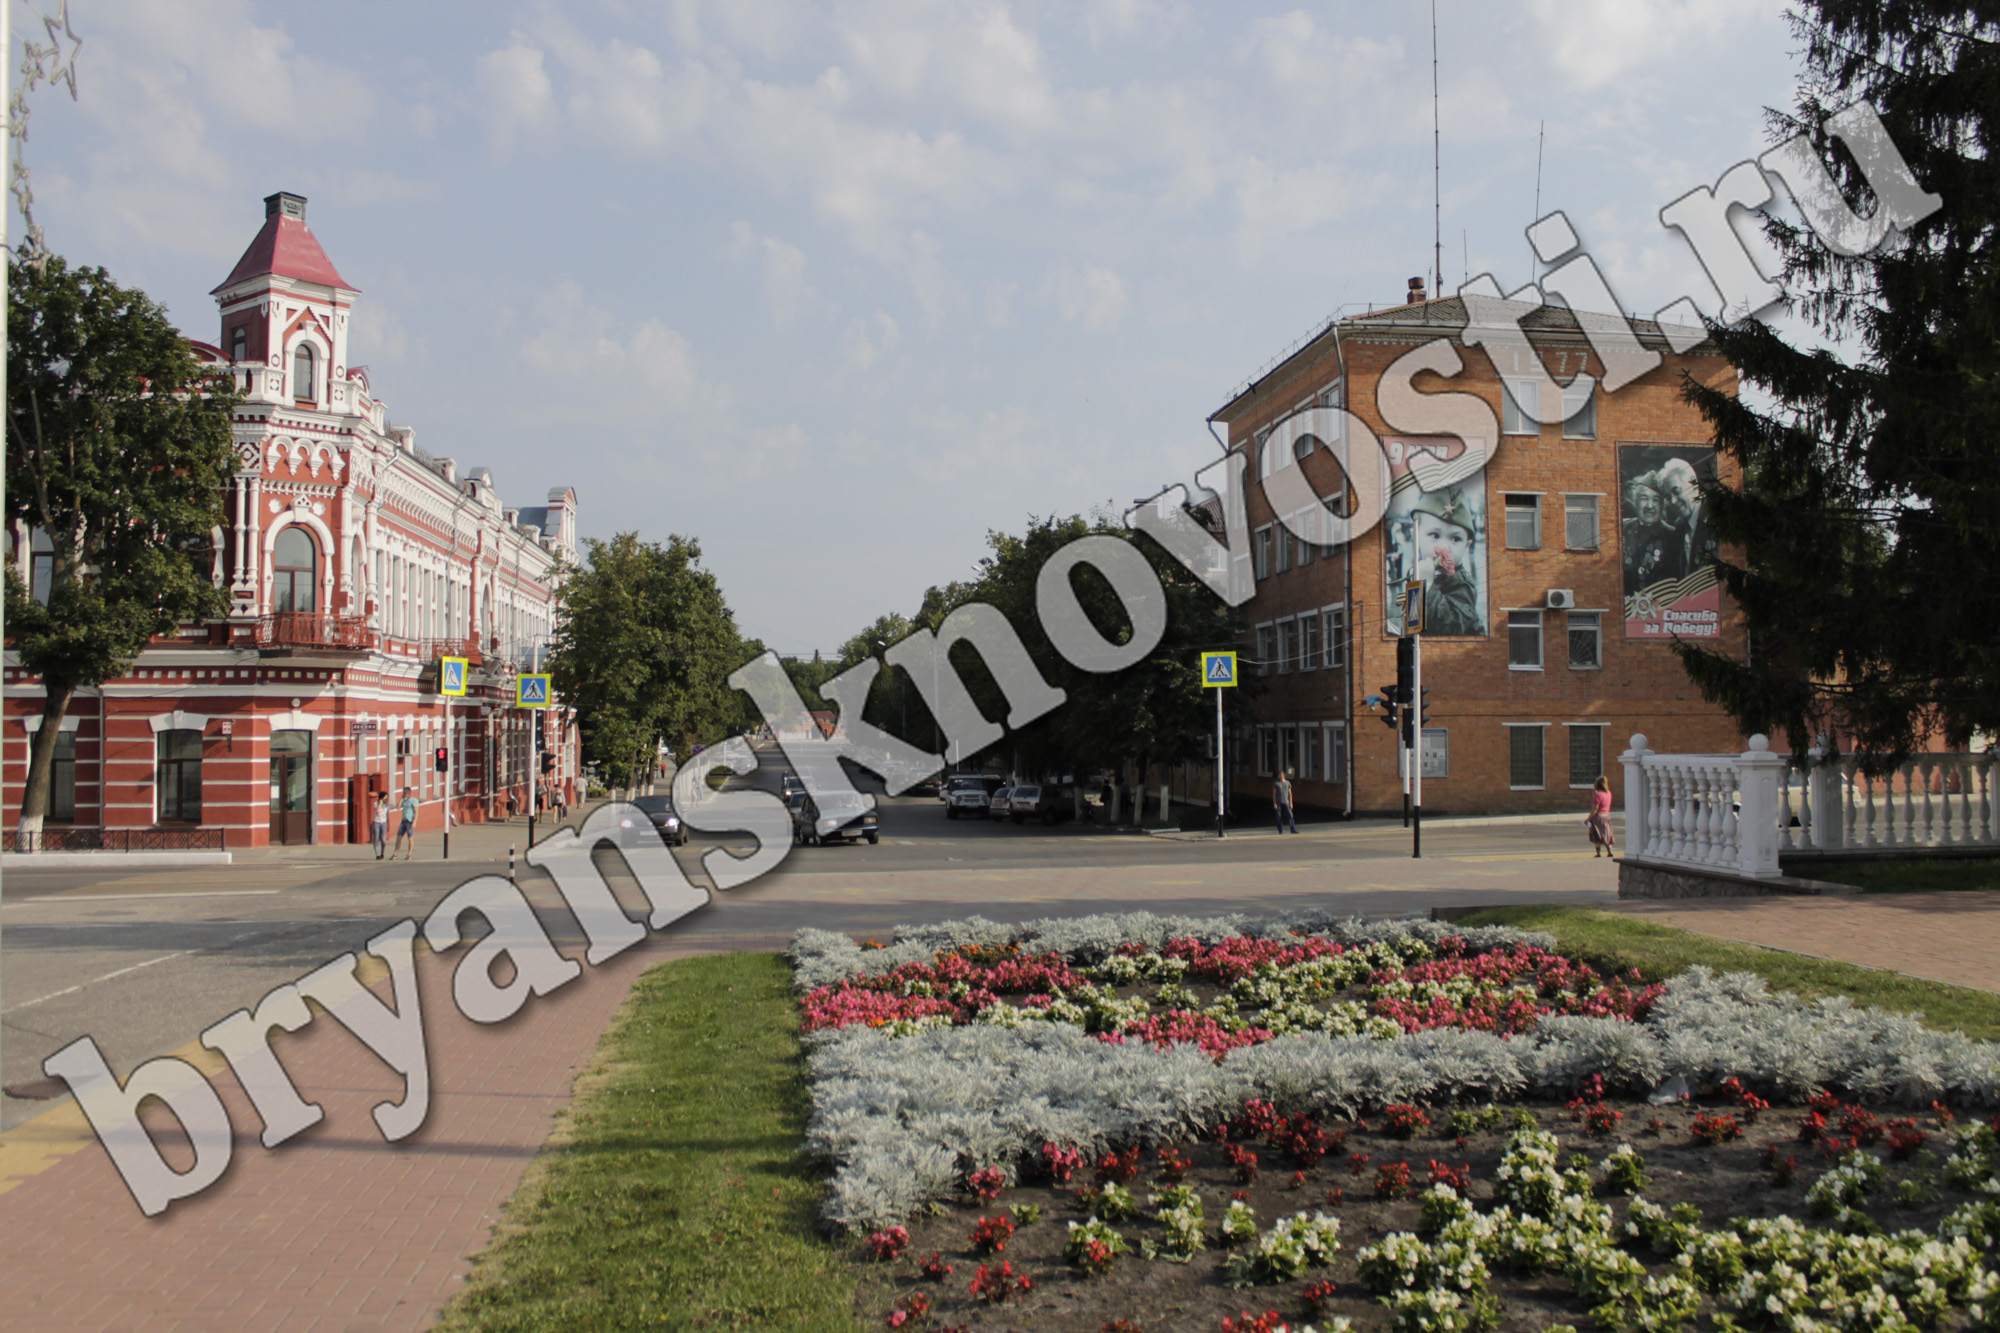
left=433, top=746, right=448, bottom=772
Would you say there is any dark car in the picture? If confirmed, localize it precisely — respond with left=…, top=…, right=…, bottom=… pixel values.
left=628, top=794, right=688, bottom=846
left=781, top=773, right=807, bottom=801
left=1009, top=783, right=1075, bottom=825
left=792, top=791, right=880, bottom=846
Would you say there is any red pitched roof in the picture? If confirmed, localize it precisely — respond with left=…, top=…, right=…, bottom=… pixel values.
left=211, top=213, right=355, bottom=294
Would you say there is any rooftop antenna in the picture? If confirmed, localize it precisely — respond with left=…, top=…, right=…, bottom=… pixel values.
left=1430, top=0, right=1442, bottom=300
left=1531, top=120, right=1545, bottom=283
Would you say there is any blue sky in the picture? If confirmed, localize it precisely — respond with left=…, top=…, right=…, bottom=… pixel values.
left=33, top=0, right=1799, bottom=654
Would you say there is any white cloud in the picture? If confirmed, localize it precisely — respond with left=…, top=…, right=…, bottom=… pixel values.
left=476, top=41, right=555, bottom=152
left=730, top=223, right=830, bottom=329
left=1055, top=264, right=1128, bottom=332
left=840, top=311, right=901, bottom=370
left=1525, top=0, right=1764, bottom=90
left=519, top=280, right=729, bottom=417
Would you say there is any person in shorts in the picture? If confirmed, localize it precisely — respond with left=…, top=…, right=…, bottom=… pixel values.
left=393, top=787, right=419, bottom=859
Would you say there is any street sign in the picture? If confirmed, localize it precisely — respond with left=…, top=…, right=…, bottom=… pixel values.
left=439, top=656, right=469, bottom=697
left=1201, top=651, right=1238, bottom=687
left=349, top=719, right=378, bottom=735
left=516, top=673, right=552, bottom=708
left=1402, top=579, right=1426, bottom=636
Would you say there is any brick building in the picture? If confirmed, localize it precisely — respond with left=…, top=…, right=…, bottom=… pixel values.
left=4, top=192, right=579, bottom=849
left=1211, top=283, right=1746, bottom=817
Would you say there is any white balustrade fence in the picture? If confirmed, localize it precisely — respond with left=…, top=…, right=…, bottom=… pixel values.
left=1622, top=734, right=2000, bottom=878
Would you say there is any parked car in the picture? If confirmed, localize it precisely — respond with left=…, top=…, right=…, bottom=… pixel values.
left=945, top=774, right=1006, bottom=819
left=781, top=773, right=807, bottom=801
left=1009, top=783, right=1076, bottom=825
left=628, top=793, right=688, bottom=846
left=792, top=791, right=880, bottom=845
left=987, top=785, right=1017, bottom=821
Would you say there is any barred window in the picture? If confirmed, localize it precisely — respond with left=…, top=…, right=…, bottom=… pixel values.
left=1568, top=725, right=1605, bottom=788
left=1508, top=726, right=1545, bottom=789
left=1564, top=494, right=1599, bottom=550
left=1568, top=612, right=1602, bottom=669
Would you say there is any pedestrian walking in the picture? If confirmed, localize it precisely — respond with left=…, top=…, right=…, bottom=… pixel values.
left=1586, top=775, right=1616, bottom=857
left=393, top=786, right=419, bottom=860
left=370, top=791, right=390, bottom=860
left=1273, top=769, right=1299, bottom=833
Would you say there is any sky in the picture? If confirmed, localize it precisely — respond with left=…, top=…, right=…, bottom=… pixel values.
left=30, top=0, right=1804, bottom=655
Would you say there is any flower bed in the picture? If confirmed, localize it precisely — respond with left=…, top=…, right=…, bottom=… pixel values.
left=795, top=911, right=2000, bottom=1331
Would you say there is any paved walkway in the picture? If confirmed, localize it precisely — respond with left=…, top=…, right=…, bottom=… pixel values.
left=1, top=848, right=1992, bottom=1331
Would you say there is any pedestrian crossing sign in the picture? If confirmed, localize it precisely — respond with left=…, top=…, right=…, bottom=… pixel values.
left=1201, top=651, right=1238, bottom=687
left=516, top=673, right=552, bottom=708
left=439, top=657, right=468, bottom=696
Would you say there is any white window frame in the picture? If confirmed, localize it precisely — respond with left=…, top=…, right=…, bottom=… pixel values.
left=1503, top=493, right=1542, bottom=550
left=1567, top=611, right=1603, bottom=670
left=1298, top=723, right=1320, bottom=780
left=1254, top=525, right=1273, bottom=581
left=1274, top=617, right=1294, bottom=674
left=1501, top=376, right=1544, bottom=435
left=1563, top=493, right=1600, bottom=551
left=1506, top=722, right=1548, bottom=790
left=1562, top=383, right=1597, bottom=439
left=1255, top=622, right=1275, bottom=677
left=1275, top=523, right=1291, bottom=574
left=1507, top=609, right=1544, bottom=671
left=1323, top=723, right=1347, bottom=786
left=1566, top=723, right=1607, bottom=789
left=1298, top=612, right=1320, bottom=672
left=1256, top=724, right=1275, bottom=777
left=1323, top=604, right=1346, bottom=669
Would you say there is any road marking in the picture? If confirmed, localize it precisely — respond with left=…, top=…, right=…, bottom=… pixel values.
left=1, top=889, right=284, bottom=910
left=4, top=951, right=191, bottom=1014
left=1448, top=852, right=1603, bottom=863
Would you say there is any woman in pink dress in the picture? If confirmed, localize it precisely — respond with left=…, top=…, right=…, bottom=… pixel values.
left=1587, top=775, right=1615, bottom=857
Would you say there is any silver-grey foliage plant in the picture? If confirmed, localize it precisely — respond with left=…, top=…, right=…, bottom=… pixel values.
left=792, top=911, right=2000, bottom=1231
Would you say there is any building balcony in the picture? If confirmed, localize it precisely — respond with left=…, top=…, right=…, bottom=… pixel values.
left=255, top=612, right=372, bottom=656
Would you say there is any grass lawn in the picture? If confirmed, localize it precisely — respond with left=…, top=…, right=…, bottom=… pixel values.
left=1446, top=903, right=2000, bottom=1042
left=1792, top=854, right=2000, bottom=894
left=439, top=908, right=2000, bottom=1330
left=432, top=951, right=867, bottom=1333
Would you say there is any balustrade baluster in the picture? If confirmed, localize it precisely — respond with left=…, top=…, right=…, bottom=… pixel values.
left=1982, top=759, right=1995, bottom=846
left=1899, top=763, right=1918, bottom=847
left=1778, top=763, right=1797, bottom=851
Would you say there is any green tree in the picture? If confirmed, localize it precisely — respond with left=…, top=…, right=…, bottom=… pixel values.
left=547, top=533, right=747, bottom=789
left=1677, top=4, right=2000, bottom=761
left=5, top=255, right=237, bottom=841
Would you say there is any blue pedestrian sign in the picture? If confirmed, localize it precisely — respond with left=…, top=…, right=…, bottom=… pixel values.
left=516, top=673, right=552, bottom=708
left=439, top=656, right=468, bottom=697
left=1201, top=650, right=1238, bottom=687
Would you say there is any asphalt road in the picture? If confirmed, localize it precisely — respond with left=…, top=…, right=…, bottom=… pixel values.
left=1, top=756, right=1616, bottom=1130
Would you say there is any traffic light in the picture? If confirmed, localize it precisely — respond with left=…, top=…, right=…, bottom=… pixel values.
left=1395, top=634, right=1415, bottom=701
left=1376, top=686, right=1401, bottom=734
left=433, top=746, right=448, bottom=773
left=1417, top=686, right=1433, bottom=729
left=539, top=750, right=556, bottom=776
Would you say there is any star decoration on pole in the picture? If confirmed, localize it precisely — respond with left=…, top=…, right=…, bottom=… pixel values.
left=10, top=1, right=82, bottom=268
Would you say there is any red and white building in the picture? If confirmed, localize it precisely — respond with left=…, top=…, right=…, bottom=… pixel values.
left=4, top=191, right=579, bottom=848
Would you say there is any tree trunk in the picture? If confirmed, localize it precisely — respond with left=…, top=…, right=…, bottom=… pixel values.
left=16, top=679, right=78, bottom=850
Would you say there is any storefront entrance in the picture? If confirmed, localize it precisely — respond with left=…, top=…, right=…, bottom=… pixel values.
left=269, top=729, right=314, bottom=844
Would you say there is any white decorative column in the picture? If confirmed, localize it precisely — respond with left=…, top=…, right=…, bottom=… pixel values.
left=1736, top=734, right=1785, bottom=877
left=1807, top=743, right=1844, bottom=850
left=1619, top=733, right=1652, bottom=857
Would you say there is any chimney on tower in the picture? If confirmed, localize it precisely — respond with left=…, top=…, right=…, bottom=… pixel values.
left=265, top=191, right=307, bottom=221
left=1406, top=276, right=1427, bottom=305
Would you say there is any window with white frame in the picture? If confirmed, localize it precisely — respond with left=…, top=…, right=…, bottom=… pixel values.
left=1501, top=376, right=1543, bottom=435
left=1275, top=618, right=1295, bottom=674
left=1255, top=623, right=1275, bottom=676
left=1564, top=494, right=1599, bottom=550
left=1508, top=724, right=1546, bottom=789
left=1323, top=605, right=1346, bottom=668
left=1257, top=725, right=1275, bottom=776
left=1568, top=611, right=1603, bottom=669
left=1299, top=724, right=1320, bottom=780
left=1296, top=525, right=1316, bottom=567
left=1567, top=724, right=1606, bottom=787
left=1508, top=609, right=1543, bottom=669
left=1504, top=494, right=1541, bottom=549
left=1275, top=525, right=1291, bottom=574
left=1299, top=613, right=1320, bottom=671
left=1255, top=526, right=1273, bottom=581
left=1281, top=726, right=1300, bottom=777
left=1562, top=383, right=1597, bottom=439
left=1324, top=723, right=1347, bottom=785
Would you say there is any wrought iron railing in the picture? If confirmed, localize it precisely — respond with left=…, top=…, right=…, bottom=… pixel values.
left=5, top=826, right=228, bottom=853
left=255, top=612, right=370, bottom=650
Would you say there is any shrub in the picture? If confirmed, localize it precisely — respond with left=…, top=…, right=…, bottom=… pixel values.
left=967, top=1165, right=1005, bottom=1201
left=1382, top=1104, right=1433, bottom=1139
left=1065, top=1217, right=1129, bottom=1275
left=919, top=1251, right=954, bottom=1280
left=968, top=1259, right=1031, bottom=1303
left=868, top=1225, right=910, bottom=1260
left=886, top=1291, right=931, bottom=1328
left=1688, top=1111, right=1742, bottom=1145
left=1041, top=1142, right=1085, bottom=1184
left=1601, top=1144, right=1649, bottom=1195
left=1376, top=1161, right=1415, bottom=1199
left=1226, top=1143, right=1261, bottom=1184
left=969, top=1214, right=1014, bottom=1254
left=1223, top=1211, right=1343, bottom=1287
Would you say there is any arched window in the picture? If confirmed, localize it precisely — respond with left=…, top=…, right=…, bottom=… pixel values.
left=292, top=343, right=316, bottom=403
left=231, top=326, right=247, bottom=363
left=273, top=526, right=318, bottom=614
left=28, top=527, right=53, bottom=605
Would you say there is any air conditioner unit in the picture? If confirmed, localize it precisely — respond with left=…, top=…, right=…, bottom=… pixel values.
left=1546, top=589, right=1576, bottom=610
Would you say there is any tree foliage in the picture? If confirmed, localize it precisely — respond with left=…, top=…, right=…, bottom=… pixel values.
left=547, top=532, right=750, bottom=788
left=1677, top=3, right=2000, bottom=761
left=4, top=254, right=237, bottom=834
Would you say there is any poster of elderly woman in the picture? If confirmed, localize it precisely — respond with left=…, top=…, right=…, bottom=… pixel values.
left=1619, top=444, right=1720, bottom=640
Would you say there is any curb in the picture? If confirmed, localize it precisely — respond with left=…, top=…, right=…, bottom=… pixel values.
left=1, top=850, right=233, bottom=868
left=1144, top=812, right=1626, bottom=842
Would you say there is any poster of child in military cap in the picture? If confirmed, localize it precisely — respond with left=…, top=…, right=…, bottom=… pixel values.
left=1619, top=443, right=1720, bottom=639
left=1382, top=439, right=1487, bottom=637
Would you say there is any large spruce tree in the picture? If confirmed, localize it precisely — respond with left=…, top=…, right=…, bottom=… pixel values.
left=1677, top=3, right=2000, bottom=761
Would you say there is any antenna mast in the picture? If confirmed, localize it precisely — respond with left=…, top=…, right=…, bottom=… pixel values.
left=1531, top=121, right=1545, bottom=282
left=1431, top=0, right=1441, bottom=300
